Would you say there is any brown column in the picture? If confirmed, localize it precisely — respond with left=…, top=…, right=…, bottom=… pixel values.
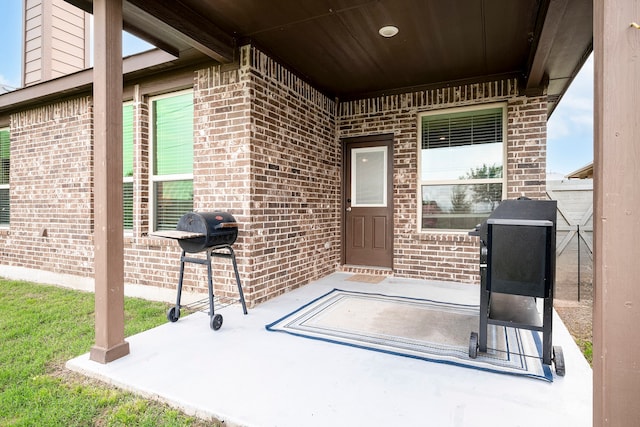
left=90, top=0, right=129, bottom=364
left=593, top=0, right=640, bottom=424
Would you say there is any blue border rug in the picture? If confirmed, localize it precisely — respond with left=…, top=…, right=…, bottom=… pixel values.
left=266, top=289, right=553, bottom=381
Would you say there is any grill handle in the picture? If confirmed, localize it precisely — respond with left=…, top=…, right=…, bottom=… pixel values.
left=215, top=222, right=239, bottom=229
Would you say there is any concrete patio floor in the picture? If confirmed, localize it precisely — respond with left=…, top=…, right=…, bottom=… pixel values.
left=67, top=272, right=592, bottom=427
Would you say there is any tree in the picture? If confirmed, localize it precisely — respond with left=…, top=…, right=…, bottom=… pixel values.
left=449, top=185, right=471, bottom=213
left=464, top=164, right=503, bottom=209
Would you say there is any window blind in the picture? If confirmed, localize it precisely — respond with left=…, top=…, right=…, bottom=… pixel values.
left=0, top=129, right=9, bottom=185
left=152, top=92, right=194, bottom=230
left=0, top=129, right=9, bottom=225
left=123, top=182, right=133, bottom=230
left=153, top=93, right=194, bottom=176
left=422, top=107, right=503, bottom=150
left=0, top=189, right=7, bottom=225
left=122, top=105, right=134, bottom=230
left=123, top=105, right=134, bottom=178
left=155, top=180, right=193, bottom=230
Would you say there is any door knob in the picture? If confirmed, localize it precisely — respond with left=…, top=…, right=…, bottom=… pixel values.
left=346, top=207, right=352, bottom=212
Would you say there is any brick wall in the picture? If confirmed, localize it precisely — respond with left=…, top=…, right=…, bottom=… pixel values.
left=338, top=82, right=547, bottom=284
left=2, top=97, right=94, bottom=275
left=506, top=97, right=548, bottom=199
left=191, top=55, right=253, bottom=299
left=244, top=47, right=340, bottom=303
left=189, top=45, right=339, bottom=304
left=1, top=46, right=548, bottom=303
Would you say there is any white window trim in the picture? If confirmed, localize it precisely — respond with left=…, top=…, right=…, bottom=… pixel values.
left=416, top=102, right=508, bottom=233
left=0, top=126, right=9, bottom=228
left=148, top=89, right=194, bottom=233
left=122, top=101, right=134, bottom=235
left=351, top=146, right=388, bottom=207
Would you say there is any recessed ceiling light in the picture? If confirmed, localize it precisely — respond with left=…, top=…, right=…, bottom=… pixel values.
left=378, top=25, right=399, bottom=38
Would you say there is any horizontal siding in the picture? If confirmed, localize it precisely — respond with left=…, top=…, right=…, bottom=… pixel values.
left=24, top=70, right=42, bottom=86
left=25, top=3, right=40, bottom=20
left=23, top=0, right=88, bottom=85
left=52, top=14, right=85, bottom=38
left=51, top=60, right=85, bottom=77
left=24, top=26, right=41, bottom=42
left=51, top=0, right=87, bottom=76
left=24, top=58, right=42, bottom=74
left=25, top=14, right=42, bottom=31
left=51, top=40, right=84, bottom=63
left=25, top=0, right=41, bottom=9
left=24, top=38, right=41, bottom=55
left=51, top=27, right=84, bottom=48
left=52, top=1, right=85, bottom=25
left=23, top=0, right=43, bottom=86
left=51, top=48, right=85, bottom=69
left=52, top=33, right=85, bottom=58
left=24, top=48, right=42, bottom=63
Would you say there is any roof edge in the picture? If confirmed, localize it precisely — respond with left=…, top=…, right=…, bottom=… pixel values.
left=0, top=49, right=182, bottom=114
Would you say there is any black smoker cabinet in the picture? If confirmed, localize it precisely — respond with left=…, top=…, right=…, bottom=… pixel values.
left=468, top=199, right=565, bottom=376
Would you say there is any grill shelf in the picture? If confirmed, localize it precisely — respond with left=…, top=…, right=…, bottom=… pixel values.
left=182, top=295, right=242, bottom=314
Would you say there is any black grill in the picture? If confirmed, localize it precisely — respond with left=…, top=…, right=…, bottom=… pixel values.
left=468, top=198, right=565, bottom=376
left=150, top=211, right=247, bottom=331
left=176, top=211, right=238, bottom=253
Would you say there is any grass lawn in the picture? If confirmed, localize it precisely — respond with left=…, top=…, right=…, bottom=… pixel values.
left=0, top=278, right=218, bottom=426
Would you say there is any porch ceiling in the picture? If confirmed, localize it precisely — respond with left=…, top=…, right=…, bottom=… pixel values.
left=69, top=0, right=592, bottom=114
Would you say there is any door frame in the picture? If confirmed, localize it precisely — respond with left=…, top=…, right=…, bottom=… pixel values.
left=341, top=133, right=394, bottom=267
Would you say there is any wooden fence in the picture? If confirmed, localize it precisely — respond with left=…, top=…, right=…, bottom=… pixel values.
left=547, top=179, right=593, bottom=300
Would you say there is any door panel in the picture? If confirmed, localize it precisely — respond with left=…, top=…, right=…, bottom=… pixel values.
left=373, top=216, right=387, bottom=249
left=353, top=216, right=365, bottom=248
left=344, top=135, right=393, bottom=268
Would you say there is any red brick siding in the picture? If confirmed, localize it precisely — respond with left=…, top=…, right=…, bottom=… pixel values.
left=338, top=83, right=547, bottom=284
left=190, top=46, right=340, bottom=305
left=506, top=97, right=548, bottom=199
left=245, top=47, right=340, bottom=303
left=1, top=47, right=548, bottom=302
left=4, top=97, right=94, bottom=276
left=191, top=60, right=253, bottom=299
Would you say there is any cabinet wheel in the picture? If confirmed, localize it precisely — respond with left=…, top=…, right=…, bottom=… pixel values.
left=553, top=346, right=565, bottom=376
left=167, top=306, right=180, bottom=323
left=469, top=332, right=479, bottom=359
left=210, top=314, right=223, bottom=331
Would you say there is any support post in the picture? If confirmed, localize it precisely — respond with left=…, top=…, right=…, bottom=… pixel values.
left=90, top=0, right=129, bottom=364
left=593, top=0, right=640, bottom=423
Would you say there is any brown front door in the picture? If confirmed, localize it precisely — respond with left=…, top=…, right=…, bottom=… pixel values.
left=343, top=135, right=394, bottom=268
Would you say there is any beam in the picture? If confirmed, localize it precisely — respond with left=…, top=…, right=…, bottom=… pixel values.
left=90, top=0, right=129, bottom=364
left=0, top=49, right=179, bottom=114
left=593, top=0, right=640, bottom=423
left=64, top=0, right=181, bottom=57
left=524, top=0, right=568, bottom=92
left=127, top=0, right=235, bottom=63
left=121, top=2, right=180, bottom=57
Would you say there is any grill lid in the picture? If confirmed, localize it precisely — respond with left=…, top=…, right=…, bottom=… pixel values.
left=150, top=211, right=239, bottom=253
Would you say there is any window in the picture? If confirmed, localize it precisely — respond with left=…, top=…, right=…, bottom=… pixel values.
left=0, top=128, right=9, bottom=226
left=123, top=103, right=134, bottom=230
left=352, top=146, right=387, bottom=206
left=418, top=105, right=506, bottom=230
left=150, top=91, right=193, bottom=231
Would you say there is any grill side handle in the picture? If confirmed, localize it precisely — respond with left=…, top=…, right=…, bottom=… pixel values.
left=215, top=222, right=239, bottom=229
left=149, top=230, right=206, bottom=240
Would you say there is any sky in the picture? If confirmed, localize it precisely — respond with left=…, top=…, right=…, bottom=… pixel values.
left=0, top=2, right=593, bottom=176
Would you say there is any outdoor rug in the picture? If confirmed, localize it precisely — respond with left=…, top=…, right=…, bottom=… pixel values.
left=266, top=289, right=553, bottom=381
